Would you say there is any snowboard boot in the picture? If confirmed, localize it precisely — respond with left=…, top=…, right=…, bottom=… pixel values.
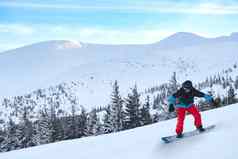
left=176, top=133, right=183, bottom=138
left=197, top=125, right=205, bottom=133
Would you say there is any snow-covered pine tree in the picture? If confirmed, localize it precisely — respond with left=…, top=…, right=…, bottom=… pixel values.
left=152, top=94, right=160, bottom=109
left=65, top=97, right=78, bottom=139
left=227, top=86, right=236, bottom=104
left=109, top=80, right=124, bottom=132
left=124, top=85, right=142, bottom=129
left=1, top=119, right=20, bottom=152
left=140, top=96, right=152, bottom=126
left=102, top=105, right=113, bottom=134
left=217, top=73, right=222, bottom=85
left=152, top=112, right=160, bottom=123
left=33, top=109, right=52, bottom=145
left=86, top=109, right=101, bottom=136
left=235, top=76, right=238, bottom=89
left=48, top=98, right=64, bottom=142
left=0, top=129, right=5, bottom=152
left=50, top=117, right=64, bottom=142
left=15, top=106, right=35, bottom=149
left=168, top=72, right=179, bottom=95
left=78, top=106, right=88, bottom=138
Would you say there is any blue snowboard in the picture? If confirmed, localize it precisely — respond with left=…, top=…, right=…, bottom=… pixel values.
left=161, top=125, right=215, bottom=144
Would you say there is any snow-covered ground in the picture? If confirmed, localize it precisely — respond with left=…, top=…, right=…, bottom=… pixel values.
left=1, top=104, right=237, bottom=159
left=0, top=32, right=238, bottom=107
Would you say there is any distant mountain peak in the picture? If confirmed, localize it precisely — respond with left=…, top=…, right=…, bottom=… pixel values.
left=162, top=32, right=207, bottom=42
left=55, top=40, right=83, bottom=49
left=156, top=32, right=207, bottom=49
left=27, top=40, right=83, bottom=50
left=230, top=32, right=238, bottom=39
left=169, top=32, right=204, bottom=38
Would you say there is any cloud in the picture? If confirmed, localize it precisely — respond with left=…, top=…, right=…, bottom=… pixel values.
left=36, top=25, right=175, bottom=44
left=185, top=3, right=238, bottom=14
left=0, top=24, right=34, bottom=35
left=1, top=1, right=238, bottom=14
left=74, top=28, right=175, bottom=44
left=49, top=25, right=177, bottom=44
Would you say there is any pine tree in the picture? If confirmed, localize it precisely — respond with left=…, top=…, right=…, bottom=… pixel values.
left=140, top=96, right=152, bottom=126
left=124, top=85, right=142, bottom=129
left=16, top=107, right=35, bottom=149
left=168, top=72, right=179, bottom=95
left=235, top=76, right=238, bottom=90
left=152, top=95, right=159, bottom=109
left=0, top=129, right=5, bottom=152
left=48, top=101, right=64, bottom=142
left=33, top=109, right=52, bottom=145
left=87, top=109, right=101, bottom=136
left=227, top=86, right=236, bottom=104
left=110, top=81, right=124, bottom=132
left=1, top=119, right=20, bottom=152
left=102, top=105, right=113, bottom=134
left=152, top=112, right=160, bottom=123
left=78, top=106, right=88, bottom=138
left=65, top=102, right=78, bottom=139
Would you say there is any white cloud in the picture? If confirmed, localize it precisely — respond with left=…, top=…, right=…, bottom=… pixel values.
left=40, top=26, right=176, bottom=44
left=0, top=24, right=34, bottom=35
left=1, top=1, right=238, bottom=14
left=80, top=29, right=175, bottom=44
left=185, top=3, right=238, bottom=14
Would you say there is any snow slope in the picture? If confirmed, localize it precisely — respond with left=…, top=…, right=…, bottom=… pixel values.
left=1, top=104, right=237, bottom=159
left=0, top=32, right=238, bottom=107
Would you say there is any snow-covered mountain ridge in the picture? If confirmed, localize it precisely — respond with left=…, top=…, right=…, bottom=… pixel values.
left=156, top=32, right=238, bottom=49
left=0, top=32, right=238, bottom=107
left=1, top=103, right=237, bottom=159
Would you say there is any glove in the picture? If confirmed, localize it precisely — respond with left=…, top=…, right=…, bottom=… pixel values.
left=168, top=104, right=175, bottom=112
left=204, top=95, right=213, bottom=103
left=213, top=97, right=221, bottom=106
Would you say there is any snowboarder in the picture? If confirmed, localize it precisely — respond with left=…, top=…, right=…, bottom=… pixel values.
left=168, top=80, right=213, bottom=138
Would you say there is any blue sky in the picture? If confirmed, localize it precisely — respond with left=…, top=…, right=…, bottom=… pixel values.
left=0, top=0, right=238, bottom=51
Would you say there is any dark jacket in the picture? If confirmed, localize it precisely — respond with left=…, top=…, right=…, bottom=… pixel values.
left=168, top=87, right=205, bottom=108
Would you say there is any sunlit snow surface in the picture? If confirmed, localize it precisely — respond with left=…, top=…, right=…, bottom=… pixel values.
left=1, top=104, right=238, bottom=159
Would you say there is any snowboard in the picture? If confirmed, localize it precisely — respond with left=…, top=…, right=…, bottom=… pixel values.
left=161, top=125, right=215, bottom=144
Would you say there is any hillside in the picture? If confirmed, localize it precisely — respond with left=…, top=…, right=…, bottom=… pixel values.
left=0, top=104, right=237, bottom=159
left=0, top=32, right=238, bottom=107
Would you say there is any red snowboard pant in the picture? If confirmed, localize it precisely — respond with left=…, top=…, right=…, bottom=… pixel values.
left=176, top=105, right=202, bottom=135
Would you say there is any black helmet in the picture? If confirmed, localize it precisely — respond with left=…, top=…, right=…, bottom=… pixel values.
left=182, top=80, right=193, bottom=89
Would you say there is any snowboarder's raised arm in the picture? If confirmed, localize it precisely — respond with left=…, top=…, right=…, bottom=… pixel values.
left=193, top=88, right=205, bottom=97
left=193, top=88, right=213, bottom=102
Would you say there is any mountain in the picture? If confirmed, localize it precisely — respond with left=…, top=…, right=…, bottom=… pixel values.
left=1, top=103, right=237, bottom=159
left=155, top=32, right=209, bottom=49
left=156, top=32, right=238, bottom=49
left=230, top=32, right=238, bottom=40
left=0, top=32, right=237, bottom=107
left=214, top=32, right=238, bottom=42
